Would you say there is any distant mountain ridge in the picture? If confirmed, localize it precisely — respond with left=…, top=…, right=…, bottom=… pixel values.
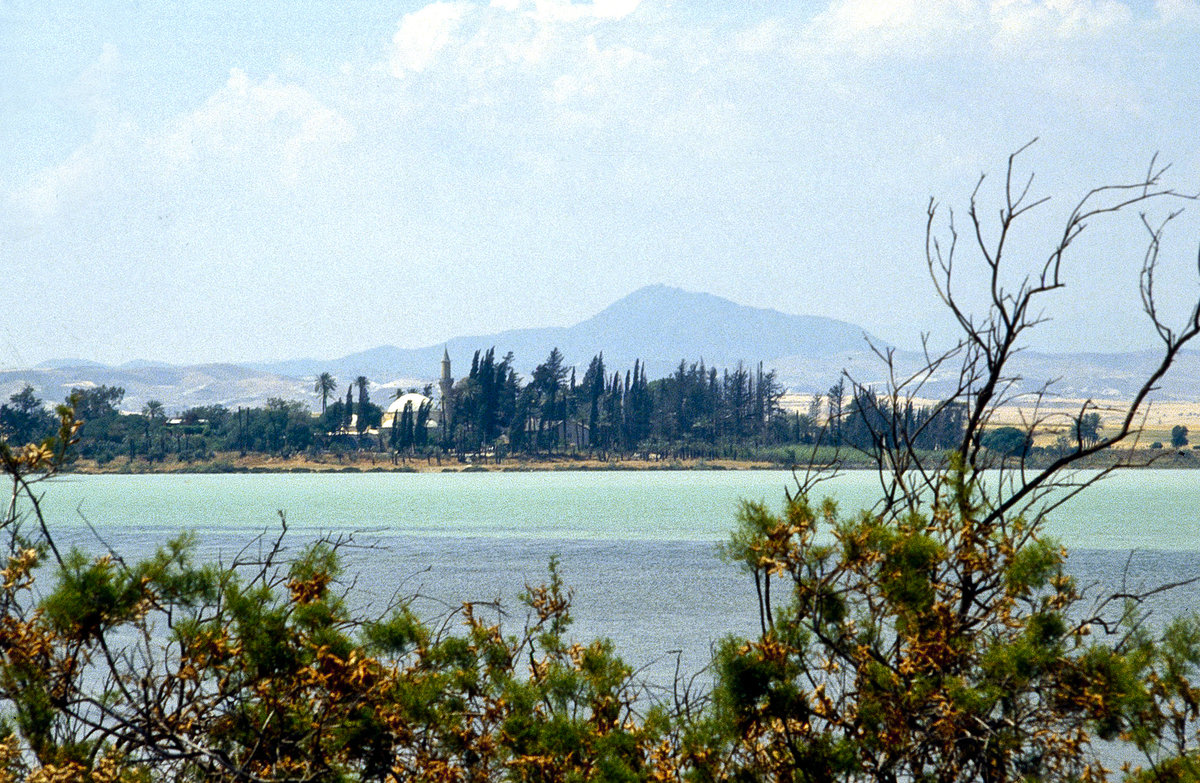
left=0, top=363, right=310, bottom=415
left=252, top=285, right=880, bottom=383
left=5, top=285, right=1199, bottom=410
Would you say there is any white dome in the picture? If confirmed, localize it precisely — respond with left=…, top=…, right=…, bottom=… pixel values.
left=386, top=392, right=430, bottom=414
left=382, top=392, right=432, bottom=427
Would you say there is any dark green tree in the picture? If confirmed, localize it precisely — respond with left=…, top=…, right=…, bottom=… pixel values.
left=530, top=347, right=568, bottom=452
left=581, top=353, right=606, bottom=453
left=0, top=386, right=57, bottom=447
left=352, top=376, right=381, bottom=438
left=826, top=377, right=845, bottom=446
left=321, top=399, right=346, bottom=437
left=414, top=399, right=431, bottom=448
left=355, top=376, right=369, bottom=435
left=982, top=425, right=1033, bottom=457
left=63, top=385, right=126, bottom=461
left=1075, top=411, right=1103, bottom=449
left=313, top=372, right=337, bottom=415
left=68, top=384, right=123, bottom=422
left=390, top=401, right=414, bottom=454
left=141, top=399, right=165, bottom=422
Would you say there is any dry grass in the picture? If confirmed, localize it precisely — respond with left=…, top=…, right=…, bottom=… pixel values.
left=781, top=393, right=1200, bottom=449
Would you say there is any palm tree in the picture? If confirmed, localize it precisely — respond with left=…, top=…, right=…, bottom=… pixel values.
left=141, top=400, right=166, bottom=448
left=313, top=372, right=337, bottom=414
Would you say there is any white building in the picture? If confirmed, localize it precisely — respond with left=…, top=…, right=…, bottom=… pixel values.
left=379, top=392, right=434, bottom=430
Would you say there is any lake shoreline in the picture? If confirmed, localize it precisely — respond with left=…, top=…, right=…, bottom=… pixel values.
left=61, top=447, right=1200, bottom=474
left=65, top=453, right=786, bottom=474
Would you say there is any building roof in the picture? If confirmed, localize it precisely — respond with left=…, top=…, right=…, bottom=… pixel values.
left=381, top=392, right=433, bottom=428
left=385, top=392, right=431, bottom=414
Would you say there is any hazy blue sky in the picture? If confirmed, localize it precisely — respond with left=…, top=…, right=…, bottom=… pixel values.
left=4, top=0, right=1200, bottom=366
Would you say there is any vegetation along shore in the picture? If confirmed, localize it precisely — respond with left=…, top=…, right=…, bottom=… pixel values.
left=5, top=375, right=1200, bottom=475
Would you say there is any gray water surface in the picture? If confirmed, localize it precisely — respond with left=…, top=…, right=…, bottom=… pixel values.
left=22, top=470, right=1200, bottom=684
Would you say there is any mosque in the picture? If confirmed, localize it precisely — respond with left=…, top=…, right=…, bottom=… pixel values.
left=372, top=348, right=588, bottom=449
left=378, top=348, right=453, bottom=435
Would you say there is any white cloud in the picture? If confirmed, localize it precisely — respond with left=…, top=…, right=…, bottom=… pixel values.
left=804, top=0, right=1146, bottom=60
left=777, top=0, right=1179, bottom=125
left=806, top=0, right=982, bottom=57
left=530, top=0, right=642, bottom=22
left=1153, top=0, right=1200, bottom=24
left=383, top=0, right=651, bottom=101
left=380, top=0, right=669, bottom=148
left=14, top=0, right=1188, bottom=223
left=10, top=67, right=355, bottom=220
left=820, top=0, right=972, bottom=33
left=485, top=0, right=641, bottom=21
left=390, top=2, right=473, bottom=76
left=155, top=69, right=354, bottom=184
left=989, top=0, right=1133, bottom=46
left=544, top=33, right=650, bottom=99
left=7, top=46, right=141, bottom=219
left=734, top=20, right=788, bottom=55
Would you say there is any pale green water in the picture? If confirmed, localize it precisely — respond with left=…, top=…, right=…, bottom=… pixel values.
left=17, top=469, right=1200, bottom=688
left=29, top=469, right=1200, bottom=550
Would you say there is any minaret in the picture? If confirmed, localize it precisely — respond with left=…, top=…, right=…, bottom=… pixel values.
left=438, top=348, right=453, bottom=431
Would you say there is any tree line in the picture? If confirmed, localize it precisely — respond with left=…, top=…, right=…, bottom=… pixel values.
left=443, top=347, right=797, bottom=458
left=1, top=350, right=979, bottom=467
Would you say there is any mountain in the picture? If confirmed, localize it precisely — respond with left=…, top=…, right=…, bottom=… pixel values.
left=0, top=363, right=310, bottom=415
left=5, top=286, right=1200, bottom=411
left=1006, top=350, right=1200, bottom=401
left=558, top=285, right=878, bottom=373
left=773, top=349, right=1200, bottom=400
left=253, top=285, right=880, bottom=383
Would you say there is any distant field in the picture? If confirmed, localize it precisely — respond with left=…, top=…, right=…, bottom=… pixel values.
left=986, top=398, right=1200, bottom=448
left=781, top=393, right=1200, bottom=450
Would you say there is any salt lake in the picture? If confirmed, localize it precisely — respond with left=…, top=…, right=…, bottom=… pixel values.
left=25, top=469, right=1200, bottom=684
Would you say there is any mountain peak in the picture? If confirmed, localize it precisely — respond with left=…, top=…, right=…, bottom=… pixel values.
left=9, top=288, right=885, bottom=410
left=575, top=285, right=878, bottom=369
left=250, top=286, right=880, bottom=383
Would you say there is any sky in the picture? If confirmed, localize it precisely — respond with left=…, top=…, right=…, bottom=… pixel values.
left=4, top=0, right=1200, bottom=367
